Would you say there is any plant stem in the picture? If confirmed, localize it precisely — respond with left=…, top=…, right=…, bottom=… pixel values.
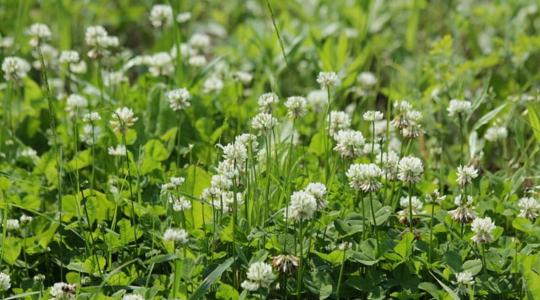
left=296, top=220, right=304, bottom=299
left=264, top=0, right=289, bottom=67
left=429, top=202, right=435, bottom=263
left=369, top=191, right=379, bottom=248
left=336, top=241, right=347, bottom=299
left=408, top=181, right=413, bottom=234
left=38, top=43, right=64, bottom=279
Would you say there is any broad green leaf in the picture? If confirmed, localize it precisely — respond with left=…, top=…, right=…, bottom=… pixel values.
left=145, top=139, right=170, bottom=161
left=528, top=105, right=540, bottom=144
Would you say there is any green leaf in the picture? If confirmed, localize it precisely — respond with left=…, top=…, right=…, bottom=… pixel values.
left=308, top=132, right=325, bottom=156
left=429, top=272, right=460, bottom=300
left=462, top=259, right=482, bottom=276
left=144, top=139, right=170, bottom=161
left=1, top=236, right=21, bottom=265
left=528, top=105, right=540, bottom=144
left=472, top=103, right=507, bottom=131
left=67, top=149, right=92, bottom=171
left=216, top=283, right=239, bottom=300
left=418, top=282, right=441, bottom=300
left=394, top=232, right=414, bottom=260
left=189, top=257, right=235, bottom=300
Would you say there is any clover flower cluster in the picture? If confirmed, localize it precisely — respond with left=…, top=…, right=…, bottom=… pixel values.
left=518, top=197, right=540, bottom=221
left=471, top=216, right=496, bottom=244
left=391, top=100, right=423, bottom=139
left=50, top=282, right=76, bottom=300
left=166, top=88, right=191, bottom=111
left=398, top=196, right=424, bottom=224
left=449, top=195, right=476, bottom=223
left=241, top=261, right=276, bottom=292
left=346, top=163, right=383, bottom=192
left=201, top=133, right=258, bottom=212
left=85, top=25, right=119, bottom=59
left=163, top=228, right=189, bottom=244
left=457, top=165, right=479, bottom=186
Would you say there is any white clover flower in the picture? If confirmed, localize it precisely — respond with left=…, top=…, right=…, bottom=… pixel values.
left=201, top=186, right=221, bottom=202
left=70, top=60, right=87, bottom=74
left=455, top=271, right=474, bottom=285
left=377, top=150, right=399, bottom=179
left=161, top=176, right=185, bottom=191
left=50, top=282, right=76, bottom=300
left=27, top=23, right=52, bottom=47
left=147, top=52, right=174, bottom=77
left=450, top=195, right=476, bottom=223
left=232, top=71, right=253, bottom=84
left=333, top=129, right=365, bottom=159
left=346, top=163, right=383, bottom=192
left=163, top=228, right=189, bottom=244
left=83, top=112, right=101, bottom=123
left=317, top=71, right=340, bottom=88
left=211, top=174, right=233, bottom=190
left=66, top=94, right=88, bottom=115
left=2, top=56, right=31, bottom=83
left=203, top=75, right=224, bottom=93
left=188, top=55, right=207, bottom=67
left=471, top=217, right=496, bottom=244
left=149, top=4, right=173, bottom=28
left=108, top=145, right=127, bottom=156
left=306, top=90, right=328, bottom=112
left=102, top=70, right=127, bottom=87
left=363, top=110, right=384, bottom=122
left=484, top=126, right=508, bottom=142
left=258, top=93, right=279, bottom=112
left=176, top=12, right=192, bottom=23
left=189, top=33, right=211, bottom=50
left=31, top=43, right=58, bottom=70
left=328, top=111, right=351, bottom=136
left=211, top=191, right=243, bottom=212
left=357, top=71, right=377, bottom=87
left=166, top=88, right=191, bottom=111
left=391, top=100, right=415, bottom=129
left=0, top=272, right=10, bottom=291
left=81, top=124, right=101, bottom=146
left=59, top=50, right=80, bottom=64
left=399, top=196, right=424, bottom=212
left=251, top=112, right=277, bottom=132
left=220, top=141, right=248, bottom=165
left=518, top=197, right=540, bottom=220
left=20, top=214, right=33, bottom=224
left=454, top=194, right=474, bottom=207
left=172, top=197, right=192, bottom=212
left=0, top=35, right=14, bottom=49
left=398, top=156, right=424, bottom=183
left=285, top=96, right=307, bottom=118
left=398, top=196, right=424, bottom=223
left=304, top=182, right=327, bottom=209
left=21, top=148, right=38, bottom=160
left=287, top=191, right=318, bottom=222
left=235, top=133, right=259, bottom=150
left=6, top=219, right=20, bottom=230
left=457, top=165, right=478, bottom=186
left=374, top=120, right=388, bottom=137
left=123, top=294, right=144, bottom=300
left=447, top=99, right=472, bottom=117
left=85, top=26, right=117, bottom=59
left=110, top=107, right=138, bottom=133
left=241, top=280, right=260, bottom=291
left=241, top=261, right=276, bottom=292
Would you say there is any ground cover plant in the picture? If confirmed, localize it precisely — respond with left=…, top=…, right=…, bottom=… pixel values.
left=1, top=0, right=540, bottom=299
